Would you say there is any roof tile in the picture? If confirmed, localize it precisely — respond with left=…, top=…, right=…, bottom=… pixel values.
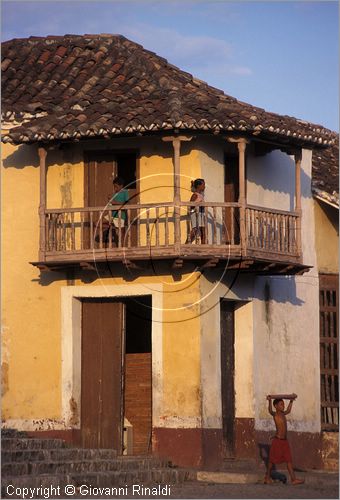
left=1, top=33, right=336, bottom=156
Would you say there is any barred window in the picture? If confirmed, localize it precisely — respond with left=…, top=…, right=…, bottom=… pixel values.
left=319, top=274, right=339, bottom=431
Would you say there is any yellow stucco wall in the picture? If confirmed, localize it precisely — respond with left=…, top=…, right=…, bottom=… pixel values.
left=46, top=148, right=84, bottom=209
left=314, top=200, right=339, bottom=273
left=1, top=137, right=203, bottom=426
left=2, top=142, right=64, bottom=419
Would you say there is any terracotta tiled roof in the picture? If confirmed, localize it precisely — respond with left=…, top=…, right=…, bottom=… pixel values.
left=312, top=133, right=339, bottom=207
left=1, top=34, right=336, bottom=147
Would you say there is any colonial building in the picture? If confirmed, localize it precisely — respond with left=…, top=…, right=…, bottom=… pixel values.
left=1, top=34, right=338, bottom=469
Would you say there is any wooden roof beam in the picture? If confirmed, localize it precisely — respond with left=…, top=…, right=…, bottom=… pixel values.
left=200, top=258, right=219, bottom=269
left=172, top=258, right=183, bottom=269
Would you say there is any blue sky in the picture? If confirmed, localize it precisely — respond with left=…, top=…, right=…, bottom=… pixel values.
left=1, top=0, right=338, bottom=131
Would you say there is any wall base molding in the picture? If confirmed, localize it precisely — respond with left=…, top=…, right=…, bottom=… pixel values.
left=5, top=418, right=336, bottom=470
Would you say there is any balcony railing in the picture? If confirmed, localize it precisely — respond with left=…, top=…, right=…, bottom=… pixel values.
left=246, top=205, right=299, bottom=255
left=41, top=202, right=301, bottom=266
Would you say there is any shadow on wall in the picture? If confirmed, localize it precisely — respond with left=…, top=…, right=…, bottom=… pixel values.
left=2, top=137, right=174, bottom=170
left=2, top=143, right=85, bottom=169
left=203, top=266, right=305, bottom=306
left=247, top=149, right=312, bottom=212
left=2, top=143, right=40, bottom=169
left=189, top=137, right=311, bottom=205
left=3, top=139, right=312, bottom=202
left=253, top=275, right=304, bottom=307
left=31, top=259, right=200, bottom=286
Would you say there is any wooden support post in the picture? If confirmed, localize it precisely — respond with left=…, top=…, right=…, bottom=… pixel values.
left=172, top=138, right=181, bottom=252
left=227, top=137, right=248, bottom=255
left=237, top=141, right=247, bottom=255
left=162, top=135, right=193, bottom=252
left=38, top=146, right=48, bottom=261
left=294, top=151, right=302, bottom=257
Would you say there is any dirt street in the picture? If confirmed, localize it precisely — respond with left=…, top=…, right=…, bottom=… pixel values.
left=162, top=479, right=339, bottom=499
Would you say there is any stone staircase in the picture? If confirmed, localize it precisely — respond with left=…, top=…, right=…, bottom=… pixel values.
left=1, top=430, right=190, bottom=498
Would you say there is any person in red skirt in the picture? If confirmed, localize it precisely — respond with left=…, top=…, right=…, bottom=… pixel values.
left=264, top=395, right=304, bottom=485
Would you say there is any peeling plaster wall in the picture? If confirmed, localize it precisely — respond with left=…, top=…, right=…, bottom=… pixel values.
left=199, top=147, right=320, bottom=436
left=199, top=272, right=255, bottom=429
left=2, top=137, right=203, bottom=430
left=253, top=148, right=320, bottom=434
left=46, top=147, right=83, bottom=209
left=2, top=137, right=320, bottom=438
left=253, top=274, right=320, bottom=433
left=1, top=142, right=65, bottom=421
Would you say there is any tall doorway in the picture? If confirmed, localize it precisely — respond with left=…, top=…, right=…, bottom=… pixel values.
left=220, top=300, right=235, bottom=457
left=80, top=296, right=152, bottom=453
left=125, top=296, right=152, bottom=455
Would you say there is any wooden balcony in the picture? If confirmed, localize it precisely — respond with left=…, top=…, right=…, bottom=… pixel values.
left=32, top=201, right=309, bottom=274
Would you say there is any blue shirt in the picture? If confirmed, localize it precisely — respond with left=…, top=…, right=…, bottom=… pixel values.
left=110, top=189, right=129, bottom=220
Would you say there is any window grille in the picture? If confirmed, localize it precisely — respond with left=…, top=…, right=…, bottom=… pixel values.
left=319, top=274, right=339, bottom=431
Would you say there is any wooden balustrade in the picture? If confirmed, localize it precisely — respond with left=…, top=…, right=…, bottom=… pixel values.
left=246, top=205, right=299, bottom=255
left=43, top=202, right=301, bottom=261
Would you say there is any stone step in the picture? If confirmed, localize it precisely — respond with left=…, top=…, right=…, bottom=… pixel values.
left=1, top=438, right=69, bottom=450
left=2, top=457, right=172, bottom=476
left=1, top=428, right=28, bottom=439
left=1, top=469, right=189, bottom=498
left=1, top=447, right=120, bottom=464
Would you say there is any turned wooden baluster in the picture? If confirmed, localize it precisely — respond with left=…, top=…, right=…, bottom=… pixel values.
left=165, top=206, right=169, bottom=246
left=156, top=207, right=160, bottom=247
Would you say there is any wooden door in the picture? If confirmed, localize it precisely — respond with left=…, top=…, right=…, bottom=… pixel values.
left=85, top=152, right=117, bottom=208
left=84, top=151, right=138, bottom=247
left=81, top=299, right=126, bottom=450
left=220, top=300, right=235, bottom=457
left=84, top=152, right=116, bottom=248
left=224, top=155, right=239, bottom=244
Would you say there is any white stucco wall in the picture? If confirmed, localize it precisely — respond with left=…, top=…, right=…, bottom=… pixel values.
left=247, top=149, right=296, bottom=211
left=197, top=136, right=225, bottom=203
left=199, top=272, right=255, bottom=428
left=253, top=148, right=320, bottom=433
left=252, top=273, right=320, bottom=433
left=198, top=147, right=320, bottom=434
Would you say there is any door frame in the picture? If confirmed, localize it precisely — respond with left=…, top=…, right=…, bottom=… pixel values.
left=60, top=284, right=163, bottom=443
left=220, top=299, right=236, bottom=458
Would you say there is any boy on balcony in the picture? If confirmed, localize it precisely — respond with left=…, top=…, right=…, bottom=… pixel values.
left=264, top=395, right=304, bottom=485
left=107, top=177, right=129, bottom=246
